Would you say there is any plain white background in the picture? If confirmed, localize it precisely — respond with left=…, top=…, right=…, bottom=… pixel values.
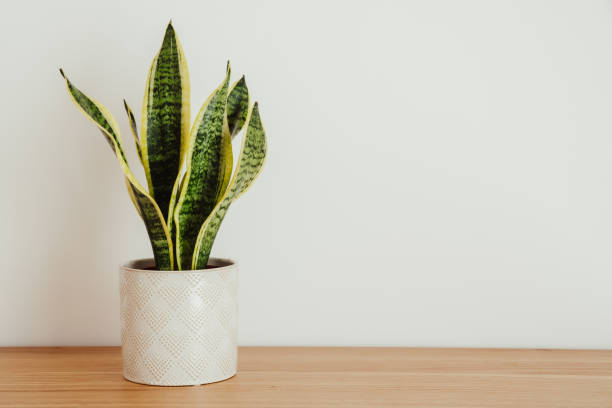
left=1, top=0, right=612, bottom=348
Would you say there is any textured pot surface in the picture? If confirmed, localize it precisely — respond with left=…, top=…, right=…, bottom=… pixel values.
left=119, top=258, right=238, bottom=386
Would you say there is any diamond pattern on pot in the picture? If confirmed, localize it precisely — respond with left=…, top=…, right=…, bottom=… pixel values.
left=119, top=264, right=238, bottom=386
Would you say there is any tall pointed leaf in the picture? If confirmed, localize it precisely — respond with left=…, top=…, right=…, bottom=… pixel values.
left=227, top=76, right=249, bottom=139
left=123, top=100, right=143, bottom=165
left=140, top=22, right=190, bottom=219
left=173, top=66, right=232, bottom=270
left=60, top=70, right=174, bottom=270
left=192, top=103, right=267, bottom=269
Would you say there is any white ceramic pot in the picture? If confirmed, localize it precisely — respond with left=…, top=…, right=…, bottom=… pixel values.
left=119, top=258, right=238, bottom=386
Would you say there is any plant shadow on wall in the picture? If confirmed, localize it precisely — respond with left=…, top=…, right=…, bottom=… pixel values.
left=59, top=21, right=268, bottom=271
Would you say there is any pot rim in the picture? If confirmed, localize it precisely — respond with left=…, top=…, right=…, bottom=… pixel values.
left=120, top=257, right=237, bottom=274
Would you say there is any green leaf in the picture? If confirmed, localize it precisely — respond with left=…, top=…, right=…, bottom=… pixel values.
left=60, top=70, right=174, bottom=270
left=192, top=103, right=267, bottom=269
left=166, top=170, right=185, bottom=267
left=124, top=179, right=173, bottom=269
left=173, top=65, right=232, bottom=270
left=141, top=21, right=190, bottom=220
left=227, top=76, right=249, bottom=139
left=123, top=100, right=143, bottom=165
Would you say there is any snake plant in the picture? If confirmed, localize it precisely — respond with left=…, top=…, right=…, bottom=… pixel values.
left=60, top=22, right=267, bottom=270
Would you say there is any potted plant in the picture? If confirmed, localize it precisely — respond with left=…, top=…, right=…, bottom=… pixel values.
left=59, top=22, right=267, bottom=386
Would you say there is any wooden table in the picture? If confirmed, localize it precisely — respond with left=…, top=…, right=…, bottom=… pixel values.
left=1, top=347, right=611, bottom=407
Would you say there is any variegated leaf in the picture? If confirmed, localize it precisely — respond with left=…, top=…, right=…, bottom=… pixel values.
left=60, top=70, right=174, bottom=270
left=141, top=21, right=190, bottom=220
left=123, top=100, right=143, bottom=165
left=192, top=103, right=267, bottom=269
left=173, top=65, right=232, bottom=270
left=227, top=76, right=249, bottom=139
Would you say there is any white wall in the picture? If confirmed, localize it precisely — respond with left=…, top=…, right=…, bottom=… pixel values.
left=1, top=0, right=612, bottom=348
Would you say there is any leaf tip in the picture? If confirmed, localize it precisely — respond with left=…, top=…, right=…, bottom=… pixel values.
left=251, top=102, right=262, bottom=122
left=165, top=19, right=175, bottom=34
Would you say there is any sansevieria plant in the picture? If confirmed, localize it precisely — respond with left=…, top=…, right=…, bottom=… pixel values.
left=60, top=22, right=267, bottom=271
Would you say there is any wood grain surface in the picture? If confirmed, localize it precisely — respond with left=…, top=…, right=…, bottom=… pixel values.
left=0, top=347, right=611, bottom=407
